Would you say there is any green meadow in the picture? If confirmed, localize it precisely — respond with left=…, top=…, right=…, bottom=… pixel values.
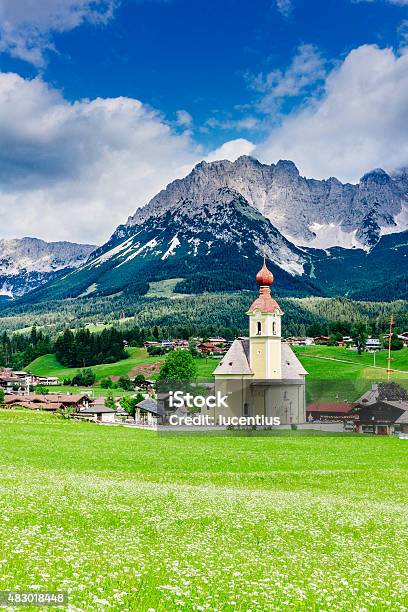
left=292, top=346, right=408, bottom=402
left=28, top=345, right=408, bottom=402
left=28, top=348, right=217, bottom=382
left=0, top=410, right=407, bottom=610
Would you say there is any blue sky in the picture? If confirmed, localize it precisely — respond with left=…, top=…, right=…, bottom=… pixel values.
left=1, top=0, right=406, bottom=149
left=0, top=0, right=407, bottom=242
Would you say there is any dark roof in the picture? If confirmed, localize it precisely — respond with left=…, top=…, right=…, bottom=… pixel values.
left=77, top=406, right=115, bottom=414
left=136, top=398, right=164, bottom=416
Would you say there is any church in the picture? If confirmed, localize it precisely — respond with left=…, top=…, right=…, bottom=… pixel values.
left=212, top=258, right=307, bottom=425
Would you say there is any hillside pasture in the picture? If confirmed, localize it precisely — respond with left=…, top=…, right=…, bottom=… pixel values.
left=28, top=348, right=219, bottom=383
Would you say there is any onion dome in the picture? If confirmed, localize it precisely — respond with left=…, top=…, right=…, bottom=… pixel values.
left=255, top=257, right=274, bottom=286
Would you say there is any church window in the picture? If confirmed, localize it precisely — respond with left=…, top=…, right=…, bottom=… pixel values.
left=257, top=321, right=262, bottom=335
left=272, top=322, right=276, bottom=335
left=243, top=403, right=249, bottom=416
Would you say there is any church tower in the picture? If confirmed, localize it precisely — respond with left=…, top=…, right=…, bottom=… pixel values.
left=246, top=257, right=283, bottom=379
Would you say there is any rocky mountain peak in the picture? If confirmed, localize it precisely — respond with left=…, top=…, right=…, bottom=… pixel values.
left=119, top=156, right=408, bottom=250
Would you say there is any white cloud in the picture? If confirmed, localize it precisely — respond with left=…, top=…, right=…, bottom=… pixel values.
left=0, top=72, right=203, bottom=243
left=255, top=44, right=408, bottom=182
left=275, top=0, right=293, bottom=17
left=250, top=44, right=328, bottom=114
left=205, top=138, right=256, bottom=163
left=0, top=0, right=117, bottom=66
left=175, top=110, right=193, bottom=127
left=0, top=72, right=256, bottom=244
left=206, top=116, right=260, bottom=131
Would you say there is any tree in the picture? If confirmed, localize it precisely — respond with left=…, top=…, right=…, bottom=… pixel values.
left=133, top=374, right=146, bottom=388
left=72, top=368, right=96, bottom=387
left=0, top=388, right=4, bottom=404
left=118, top=375, right=133, bottom=390
left=105, top=392, right=116, bottom=410
left=388, top=333, right=404, bottom=351
left=35, top=384, right=49, bottom=395
left=100, top=377, right=113, bottom=389
left=120, top=395, right=143, bottom=418
left=189, top=340, right=199, bottom=357
left=158, top=349, right=197, bottom=383
left=352, top=322, right=368, bottom=355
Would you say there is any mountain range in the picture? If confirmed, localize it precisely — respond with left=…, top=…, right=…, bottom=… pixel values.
left=0, top=238, right=95, bottom=299
left=4, top=156, right=408, bottom=305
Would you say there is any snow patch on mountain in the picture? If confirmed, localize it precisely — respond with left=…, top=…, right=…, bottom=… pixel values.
left=122, top=156, right=408, bottom=250
left=380, top=204, right=408, bottom=237
left=162, top=235, right=180, bottom=260
left=305, top=224, right=366, bottom=251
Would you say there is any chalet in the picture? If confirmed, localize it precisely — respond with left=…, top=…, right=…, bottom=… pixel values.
left=2, top=393, right=90, bottom=411
left=135, top=398, right=164, bottom=425
left=314, top=336, right=329, bottom=345
left=353, top=383, right=408, bottom=435
left=306, top=402, right=358, bottom=422
left=172, top=339, right=189, bottom=349
left=286, top=337, right=315, bottom=346
left=207, top=337, right=226, bottom=345
left=75, top=405, right=116, bottom=423
left=398, top=332, right=408, bottom=347
left=198, top=342, right=227, bottom=355
left=0, top=377, right=24, bottom=391
left=197, top=342, right=219, bottom=354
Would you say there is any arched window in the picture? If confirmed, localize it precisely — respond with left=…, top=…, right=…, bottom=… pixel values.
left=272, top=322, right=276, bottom=335
left=257, top=321, right=262, bottom=335
left=243, top=403, right=249, bottom=416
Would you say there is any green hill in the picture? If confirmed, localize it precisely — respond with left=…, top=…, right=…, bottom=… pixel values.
left=28, top=347, right=218, bottom=383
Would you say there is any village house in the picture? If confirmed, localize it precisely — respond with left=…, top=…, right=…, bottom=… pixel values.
left=365, top=338, right=382, bottom=350
left=286, top=337, right=315, bottom=346
left=197, top=341, right=225, bottom=355
left=2, top=393, right=91, bottom=412
left=314, top=336, right=330, bottom=345
left=352, top=383, right=408, bottom=435
left=397, top=332, right=408, bottom=347
left=135, top=398, right=164, bottom=426
left=75, top=405, right=116, bottom=423
left=206, top=337, right=226, bottom=345
left=306, top=402, right=358, bottom=422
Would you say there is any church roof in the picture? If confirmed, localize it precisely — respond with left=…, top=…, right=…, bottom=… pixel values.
left=213, top=338, right=253, bottom=375
left=213, top=339, right=307, bottom=378
left=247, top=290, right=283, bottom=314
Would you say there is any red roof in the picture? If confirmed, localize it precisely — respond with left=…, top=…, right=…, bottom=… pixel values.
left=307, top=402, right=357, bottom=414
left=247, top=286, right=283, bottom=314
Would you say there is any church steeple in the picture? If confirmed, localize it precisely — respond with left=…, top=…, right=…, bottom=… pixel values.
left=255, top=255, right=274, bottom=287
left=247, top=256, right=283, bottom=379
left=248, top=257, right=283, bottom=316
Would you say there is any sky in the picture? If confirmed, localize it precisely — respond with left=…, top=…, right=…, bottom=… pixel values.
left=0, top=0, right=407, bottom=244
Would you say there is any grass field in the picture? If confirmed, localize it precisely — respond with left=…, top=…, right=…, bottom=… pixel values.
left=292, top=346, right=408, bottom=402
left=28, top=345, right=408, bottom=402
left=0, top=410, right=407, bottom=610
left=28, top=348, right=218, bottom=383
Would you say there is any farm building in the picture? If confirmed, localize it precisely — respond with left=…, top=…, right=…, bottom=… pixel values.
left=75, top=405, right=116, bottom=423
left=2, top=393, right=91, bottom=411
left=306, top=402, right=358, bottom=422
left=353, top=383, right=408, bottom=435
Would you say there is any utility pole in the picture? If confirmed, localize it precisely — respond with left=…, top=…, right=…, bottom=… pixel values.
left=386, top=315, right=394, bottom=382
